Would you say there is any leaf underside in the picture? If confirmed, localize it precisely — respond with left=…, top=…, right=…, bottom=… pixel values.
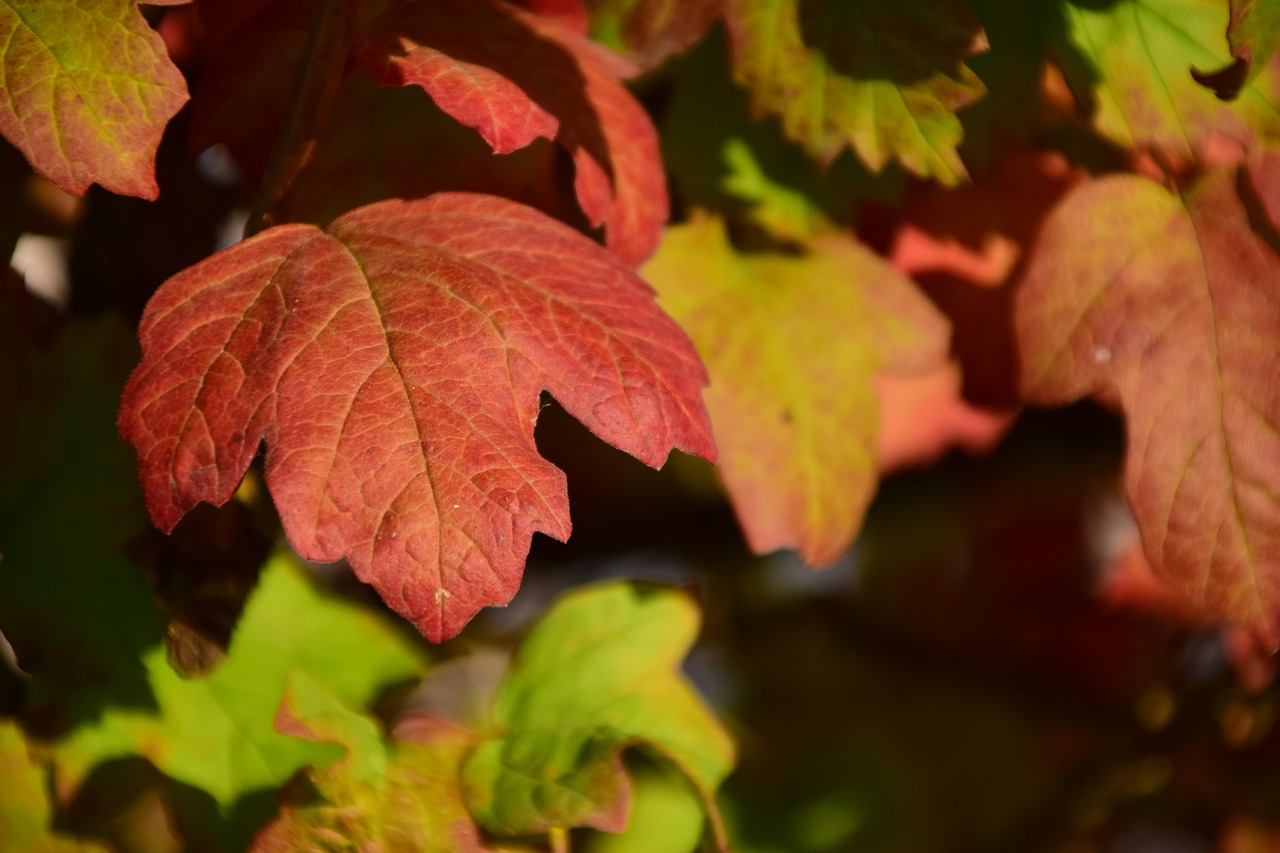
left=190, top=0, right=668, bottom=264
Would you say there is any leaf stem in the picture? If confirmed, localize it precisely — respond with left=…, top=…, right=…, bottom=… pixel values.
left=549, top=827, right=570, bottom=853
left=244, top=0, right=355, bottom=236
left=702, top=793, right=731, bottom=852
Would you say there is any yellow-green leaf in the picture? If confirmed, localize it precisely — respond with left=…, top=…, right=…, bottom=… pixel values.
left=462, top=581, right=734, bottom=846
left=250, top=674, right=494, bottom=853
left=723, top=0, right=988, bottom=185
left=1054, top=0, right=1280, bottom=158
left=645, top=216, right=949, bottom=565
left=0, top=722, right=109, bottom=852
left=54, top=554, right=429, bottom=810
left=0, top=0, right=188, bottom=198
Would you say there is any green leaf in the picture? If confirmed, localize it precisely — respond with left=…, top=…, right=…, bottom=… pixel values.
left=250, top=673, right=494, bottom=852
left=461, top=581, right=734, bottom=845
left=1053, top=0, right=1280, bottom=158
left=0, top=0, right=188, bottom=198
left=0, top=721, right=109, bottom=852
left=644, top=216, right=949, bottom=566
left=663, top=34, right=903, bottom=244
left=54, top=554, right=429, bottom=810
left=723, top=0, right=988, bottom=185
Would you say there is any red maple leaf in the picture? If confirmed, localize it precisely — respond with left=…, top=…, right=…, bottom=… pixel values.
left=118, top=194, right=713, bottom=641
left=357, top=0, right=667, bottom=265
left=189, top=0, right=666, bottom=264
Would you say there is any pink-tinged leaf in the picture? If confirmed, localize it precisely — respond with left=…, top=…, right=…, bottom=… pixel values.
left=1227, top=0, right=1280, bottom=78
left=1015, top=164, right=1280, bottom=648
left=357, top=0, right=667, bottom=265
left=0, top=0, right=189, bottom=199
left=645, top=216, right=948, bottom=566
left=118, top=193, right=713, bottom=642
left=876, top=362, right=1014, bottom=474
left=889, top=148, right=1085, bottom=406
left=461, top=581, right=734, bottom=845
left=251, top=675, right=494, bottom=853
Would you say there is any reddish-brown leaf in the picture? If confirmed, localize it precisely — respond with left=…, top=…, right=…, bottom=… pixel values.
left=118, top=193, right=713, bottom=641
left=1015, top=162, right=1280, bottom=647
left=356, top=0, right=667, bottom=265
left=1101, top=541, right=1278, bottom=691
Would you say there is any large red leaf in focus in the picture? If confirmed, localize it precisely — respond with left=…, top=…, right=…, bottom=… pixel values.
left=118, top=193, right=714, bottom=641
left=356, top=0, right=667, bottom=266
left=1015, top=159, right=1280, bottom=647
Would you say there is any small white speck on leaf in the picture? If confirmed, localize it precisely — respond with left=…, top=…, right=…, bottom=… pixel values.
left=1093, top=346, right=1113, bottom=365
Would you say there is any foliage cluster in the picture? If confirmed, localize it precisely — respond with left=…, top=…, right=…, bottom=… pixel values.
left=4, top=0, right=1280, bottom=850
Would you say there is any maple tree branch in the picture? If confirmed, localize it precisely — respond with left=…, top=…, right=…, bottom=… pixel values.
left=245, top=0, right=355, bottom=236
